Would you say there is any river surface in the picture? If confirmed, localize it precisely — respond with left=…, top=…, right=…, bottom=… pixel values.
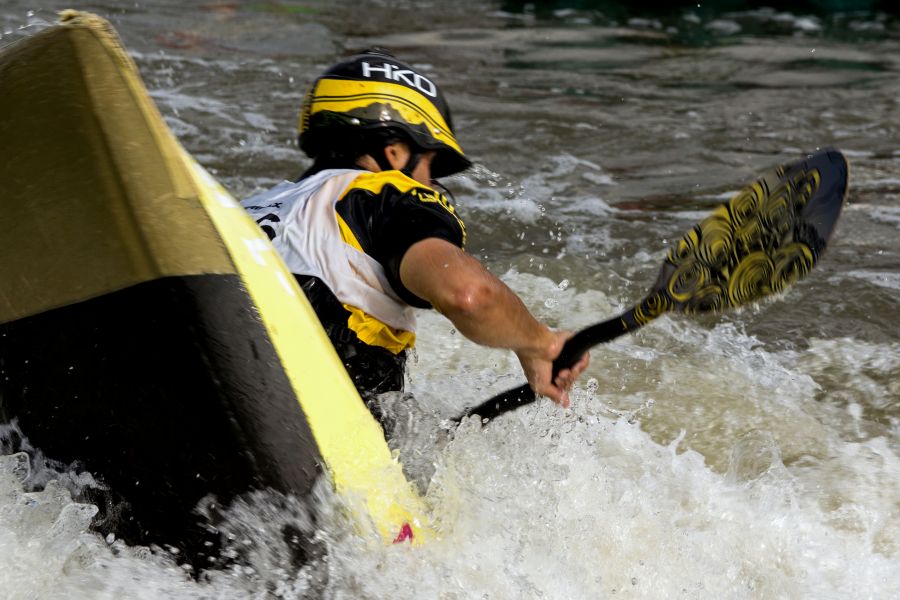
left=1, top=1, right=899, bottom=598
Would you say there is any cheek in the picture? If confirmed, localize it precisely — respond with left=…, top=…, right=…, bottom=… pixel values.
left=413, top=167, right=432, bottom=186
left=414, top=154, right=437, bottom=184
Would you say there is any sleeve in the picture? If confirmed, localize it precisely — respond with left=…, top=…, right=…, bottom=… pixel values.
left=376, top=186, right=467, bottom=309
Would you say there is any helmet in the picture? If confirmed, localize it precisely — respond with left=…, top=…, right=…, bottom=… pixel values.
left=298, top=49, right=471, bottom=178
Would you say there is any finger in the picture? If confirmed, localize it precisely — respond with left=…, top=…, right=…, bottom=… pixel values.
left=559, top=368, right=579, bottom=388
left=540, top=382, right=569, bottom=408
left=579, top=352, right=590, bottom=370
left=555, top=376, right=573, bottom=392
left=570, top=352, right=590, bottom=376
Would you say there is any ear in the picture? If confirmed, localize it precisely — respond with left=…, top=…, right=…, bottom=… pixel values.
left=383, top=142, right=410, bottom=171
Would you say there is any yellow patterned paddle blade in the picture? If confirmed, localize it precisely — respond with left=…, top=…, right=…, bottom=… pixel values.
left=632, top=148, right=848, bottom=326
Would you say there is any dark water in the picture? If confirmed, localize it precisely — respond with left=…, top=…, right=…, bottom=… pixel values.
left=1, top=2, right=899, bottom=598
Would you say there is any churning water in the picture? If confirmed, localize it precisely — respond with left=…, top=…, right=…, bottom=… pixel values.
left=2, top=1, right=899, bottom=598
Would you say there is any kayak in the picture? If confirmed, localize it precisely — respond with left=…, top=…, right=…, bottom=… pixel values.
left=0, top=10, right=427, bottom=563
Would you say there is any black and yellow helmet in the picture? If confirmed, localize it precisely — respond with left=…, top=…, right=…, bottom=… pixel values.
left=298, top=49, right=471, bottom=178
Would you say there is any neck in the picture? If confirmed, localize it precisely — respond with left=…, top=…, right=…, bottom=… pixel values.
left=355, top=154, right=382, bottom=172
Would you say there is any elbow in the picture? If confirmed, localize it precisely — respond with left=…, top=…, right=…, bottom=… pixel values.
left=440, top=278, right=496, bottom=318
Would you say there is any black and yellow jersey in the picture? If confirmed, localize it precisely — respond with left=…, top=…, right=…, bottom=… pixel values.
left=241, top=167, right=466, bottom=359
left=335, top=169, right=466, bottom=307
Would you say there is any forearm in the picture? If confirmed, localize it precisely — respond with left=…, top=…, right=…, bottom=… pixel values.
left=399, top=237, right=590, bottom=405
left=437, top=269, right=553, bottom=353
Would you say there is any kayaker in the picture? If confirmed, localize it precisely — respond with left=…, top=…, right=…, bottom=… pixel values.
left=241, top=49, right=589, bottom=429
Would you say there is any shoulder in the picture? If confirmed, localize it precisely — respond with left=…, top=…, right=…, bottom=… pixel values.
left=346, top=170, right=431, bottom=197
left=346, top=171, right=462, bottom=219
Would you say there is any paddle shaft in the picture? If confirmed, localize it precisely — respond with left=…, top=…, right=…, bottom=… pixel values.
left=454, top=308, right=647, bottom=423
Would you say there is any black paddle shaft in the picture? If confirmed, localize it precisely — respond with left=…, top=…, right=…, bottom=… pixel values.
left=454, top=314, right=630, bottom=423
left=453, top=148, right=849, bottom=425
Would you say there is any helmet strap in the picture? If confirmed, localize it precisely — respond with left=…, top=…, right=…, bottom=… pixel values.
left=400, top=151, right=423, bottom=178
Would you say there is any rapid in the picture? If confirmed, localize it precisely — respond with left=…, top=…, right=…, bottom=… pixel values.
left=1, top=1, right=898, bottom=598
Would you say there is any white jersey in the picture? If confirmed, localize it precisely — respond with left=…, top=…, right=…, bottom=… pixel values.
left=241, top=169, right=417, bottom=334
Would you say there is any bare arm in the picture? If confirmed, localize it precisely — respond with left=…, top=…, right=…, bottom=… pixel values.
left=399, top=237, right=589, bottom=406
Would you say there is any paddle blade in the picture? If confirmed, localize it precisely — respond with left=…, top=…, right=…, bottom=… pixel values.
left=628, top=148, right=848, bottom=328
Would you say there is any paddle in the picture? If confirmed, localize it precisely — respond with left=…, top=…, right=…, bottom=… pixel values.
left=454, top=148, right=849, bottom=424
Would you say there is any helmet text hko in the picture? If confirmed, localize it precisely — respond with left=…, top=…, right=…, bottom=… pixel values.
left=361, top=62, right=437, bottom=98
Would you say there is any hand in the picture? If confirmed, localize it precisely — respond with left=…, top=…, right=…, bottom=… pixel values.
left=516, top=330, right=590, bottom=408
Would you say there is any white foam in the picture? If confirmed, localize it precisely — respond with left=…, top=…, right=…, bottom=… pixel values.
left=870, top=206, right=900, bottom=227
left=391, top=278, right=900, bottom=598
left=149, top=89, right=244, bottom=126
left=839, top=270, right=900, bottom=291
left=242, top=111, right=276, bottom=131
left=455, top=154, right=617, bottom=224
left=3, top=254, right=899, bottom=600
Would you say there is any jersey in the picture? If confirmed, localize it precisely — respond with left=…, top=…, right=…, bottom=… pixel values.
left=241, top=167, right=466, bottom=396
